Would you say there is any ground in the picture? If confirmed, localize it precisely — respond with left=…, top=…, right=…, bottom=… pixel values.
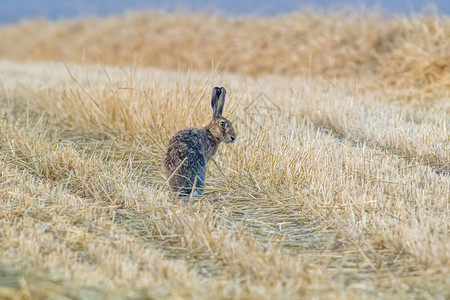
left=0, top=11, right=449, bottom=299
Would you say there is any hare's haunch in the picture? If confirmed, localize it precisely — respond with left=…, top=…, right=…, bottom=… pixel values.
left=164, top=87, right=236, bottom=196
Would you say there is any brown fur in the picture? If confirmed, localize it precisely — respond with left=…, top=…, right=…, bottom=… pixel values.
left=163, top=87, right=236, bottom=196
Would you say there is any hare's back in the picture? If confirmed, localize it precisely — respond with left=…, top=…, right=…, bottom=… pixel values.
left=168, top=128, right=208, bottom=151
left=165, top=128, right=208, bottom=170
left=164, top=128, right=208, bottom=190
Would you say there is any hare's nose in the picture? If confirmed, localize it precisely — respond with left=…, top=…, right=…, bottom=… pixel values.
left=230, top=136, right=235, bottom=143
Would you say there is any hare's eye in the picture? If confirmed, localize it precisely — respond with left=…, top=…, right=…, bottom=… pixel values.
left=220, top=121, right=226, bottom=127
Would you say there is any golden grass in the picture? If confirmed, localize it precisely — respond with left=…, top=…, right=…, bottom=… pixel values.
left=0, top=12, right=449, bottom=100
left=0, top=58, right=448, bottom=299
left=0, top=11, right=449, bottom=299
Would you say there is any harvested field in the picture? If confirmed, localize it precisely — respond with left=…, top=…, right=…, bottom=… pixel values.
left=0, top=11, right=449, bottom=299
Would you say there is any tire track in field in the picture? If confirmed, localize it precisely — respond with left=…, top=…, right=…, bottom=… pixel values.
left=311, top=120, right=450, bottom=176
left=292, top=93, right=450, bottom=176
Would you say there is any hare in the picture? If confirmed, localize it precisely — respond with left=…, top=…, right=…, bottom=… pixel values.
left=164, top=87, right=236, bottom=196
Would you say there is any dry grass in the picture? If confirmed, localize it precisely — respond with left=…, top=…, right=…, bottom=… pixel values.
left=0, top=11, right=449, bottom=100
left=0, top=11, right=449, bottom=300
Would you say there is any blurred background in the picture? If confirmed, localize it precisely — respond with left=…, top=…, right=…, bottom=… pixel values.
left=1, top=0, right=448, bottom=100
left=1, top=0, right=448, bottom=24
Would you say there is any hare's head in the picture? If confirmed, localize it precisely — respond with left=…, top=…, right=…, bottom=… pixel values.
left=206, top=87, right=236, bottom=144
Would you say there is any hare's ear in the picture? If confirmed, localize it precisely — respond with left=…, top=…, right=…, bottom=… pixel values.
left=211, top=87, right=226, bottom=119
